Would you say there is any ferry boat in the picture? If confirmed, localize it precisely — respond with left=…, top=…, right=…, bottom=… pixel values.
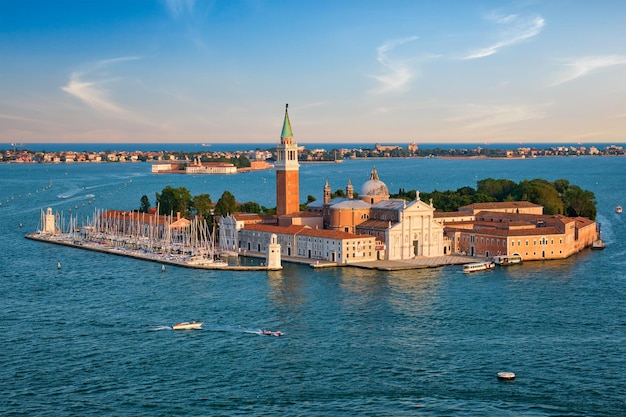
left=492, top=254, right=522, bottom=265
left=616, top=206, right=622, bottom=214
left=462, top=261, right=495, bottom=273
left=172, top=321, right=203, bottom=330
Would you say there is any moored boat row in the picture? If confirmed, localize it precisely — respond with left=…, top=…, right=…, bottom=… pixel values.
left=492, top=254, right=522, bottom=265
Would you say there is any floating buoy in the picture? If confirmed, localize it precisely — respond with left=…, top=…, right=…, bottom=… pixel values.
left=161, top=264, right=165, bottom=272
left=497, top=372, right=515, bottom=380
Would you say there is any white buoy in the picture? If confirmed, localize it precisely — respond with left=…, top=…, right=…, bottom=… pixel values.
left=161, top=264, right=165, bottom=272
left=497, top=371, right=515, bottom=380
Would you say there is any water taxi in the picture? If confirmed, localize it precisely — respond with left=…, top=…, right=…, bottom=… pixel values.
left=172, top=321, right=203, bottom=330
left=463, top=261, right=495, bottom=273
left=492, top=254, right=522, bottom=265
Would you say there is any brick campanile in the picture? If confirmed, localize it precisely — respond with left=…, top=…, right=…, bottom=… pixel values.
left=275, top=104, right=300, bottom=216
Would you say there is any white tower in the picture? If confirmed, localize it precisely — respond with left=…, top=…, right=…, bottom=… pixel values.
left=266, top=233, right=282, bottom=269
left=44, top=207, right=56, bottom=234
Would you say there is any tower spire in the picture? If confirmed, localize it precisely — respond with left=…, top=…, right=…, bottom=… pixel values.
left=281, top=103, right=294, bottom=142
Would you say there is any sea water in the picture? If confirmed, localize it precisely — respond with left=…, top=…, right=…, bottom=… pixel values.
left=0, top=156, right=624, bottom=416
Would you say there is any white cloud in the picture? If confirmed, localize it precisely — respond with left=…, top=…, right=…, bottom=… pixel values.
left=61, top=57, right=140, bottom=116
left=369, top=36, right=419, bottom=95
left=464, top=13, right=545, bottom=60
left=551, top=55, right=626, bottom=86
left=449, top=102, right=548, bottom=130
left=162, top=0, right=196, bottom=20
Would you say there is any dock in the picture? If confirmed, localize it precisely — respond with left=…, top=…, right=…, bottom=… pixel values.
left=25, top=233, right=280, bottom=271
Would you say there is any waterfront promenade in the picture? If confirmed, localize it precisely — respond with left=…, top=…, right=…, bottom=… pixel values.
left=26, top=232, right=475, bottom=272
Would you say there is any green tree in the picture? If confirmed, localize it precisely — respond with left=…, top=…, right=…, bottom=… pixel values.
left=331, top=189, right=345, bottom=198
left=477, top=178, right=516, bottom=200
left=214, top=191, right=237, bottom=217
left=240, top=201, right=261, bottom=213
left=192, top=193, right=212, bottom=219
left=139, top=195, right=151, bottom=213
left=564, top=186, right=597, bottom=219
left=156, top=186, right=193, bottom=217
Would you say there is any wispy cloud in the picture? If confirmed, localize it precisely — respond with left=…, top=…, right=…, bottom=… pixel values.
left=464, top=13, right=545, bottom=60
left=551, top=55, right=626, bottom=86
left=0, top=113, right=36, bottom=122
left=61, top=56, right=140, bottom=116
left=449, top=102, right=548, bottom=130
left=162, top=0, right=196, bottom=20
left=369, top=36, right=419, bottom=95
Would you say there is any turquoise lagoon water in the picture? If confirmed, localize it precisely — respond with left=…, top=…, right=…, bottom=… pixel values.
left=0, top=156, right=624, bottom=416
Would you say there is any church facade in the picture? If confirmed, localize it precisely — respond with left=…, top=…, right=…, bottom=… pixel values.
left=307, top=167, right=444, bottom=261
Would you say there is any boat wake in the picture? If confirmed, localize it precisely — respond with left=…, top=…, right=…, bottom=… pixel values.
left=150, top=325, right=174, bottom=331
left=247, top=328, right=284, bottom=337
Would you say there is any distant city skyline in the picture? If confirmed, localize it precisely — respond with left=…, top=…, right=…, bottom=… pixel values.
left=1, top=0, right=625, bottom=144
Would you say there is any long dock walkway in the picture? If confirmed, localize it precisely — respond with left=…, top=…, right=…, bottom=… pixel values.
left=27, top=233, right=479, bottom=272
left=240, top=250, right=477, bottom=271
left=25, top=233, right=280, bottom=271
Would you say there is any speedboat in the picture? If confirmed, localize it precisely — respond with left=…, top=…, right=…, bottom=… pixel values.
left=172, top=321, right=203, bottom=330
left=261, top=329, right=283, bottom=337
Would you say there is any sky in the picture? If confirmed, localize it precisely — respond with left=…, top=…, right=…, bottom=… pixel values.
left=1, top=0, right=625, bottom=144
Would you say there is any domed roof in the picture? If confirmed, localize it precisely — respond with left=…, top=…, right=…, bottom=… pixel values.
left=360, top=167, right=389, bottom=197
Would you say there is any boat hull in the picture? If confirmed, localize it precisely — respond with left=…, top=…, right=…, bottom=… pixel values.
left=463, top=262, right=495, bottom=273
left=172, top=321, right=203, bottom=330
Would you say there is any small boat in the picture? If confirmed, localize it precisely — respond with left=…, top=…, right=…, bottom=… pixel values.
left=497, top=371, right=516, bottom=380
left=172, top=321, right=203, bottom=330
left=261, top=329, right=283, bottom=337
left=492, top=254, right=522, bottom=265
left=591, top=239, right=606, bottom=250
left=463, top=261, right=495, bottom=273
left=616, top=206, right=622, bottom=214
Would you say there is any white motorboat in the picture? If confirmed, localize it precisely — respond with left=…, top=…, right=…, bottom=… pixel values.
left=497, top=371, right=516, bottom=380
left=172, top=321, right=203, bottom=330
left=261, top=329, right=283, bottom=337
left=616, top=206, right=622, bottom=214
left=463, top=261, right=495, bottom=273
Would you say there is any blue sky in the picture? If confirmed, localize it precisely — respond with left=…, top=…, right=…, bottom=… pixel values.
left=1, top=0, right=625, bottom=144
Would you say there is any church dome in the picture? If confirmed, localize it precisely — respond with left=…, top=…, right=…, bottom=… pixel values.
left=360, top=167, right=389, bottom=197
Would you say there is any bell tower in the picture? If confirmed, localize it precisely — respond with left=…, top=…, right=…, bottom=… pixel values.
left=275, top=104, right=300, bottom=216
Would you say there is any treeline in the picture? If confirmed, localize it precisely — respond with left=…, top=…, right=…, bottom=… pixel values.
left=137, top=185, right=275, bottom=224
left=393, top=178, right=597, bottom=220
